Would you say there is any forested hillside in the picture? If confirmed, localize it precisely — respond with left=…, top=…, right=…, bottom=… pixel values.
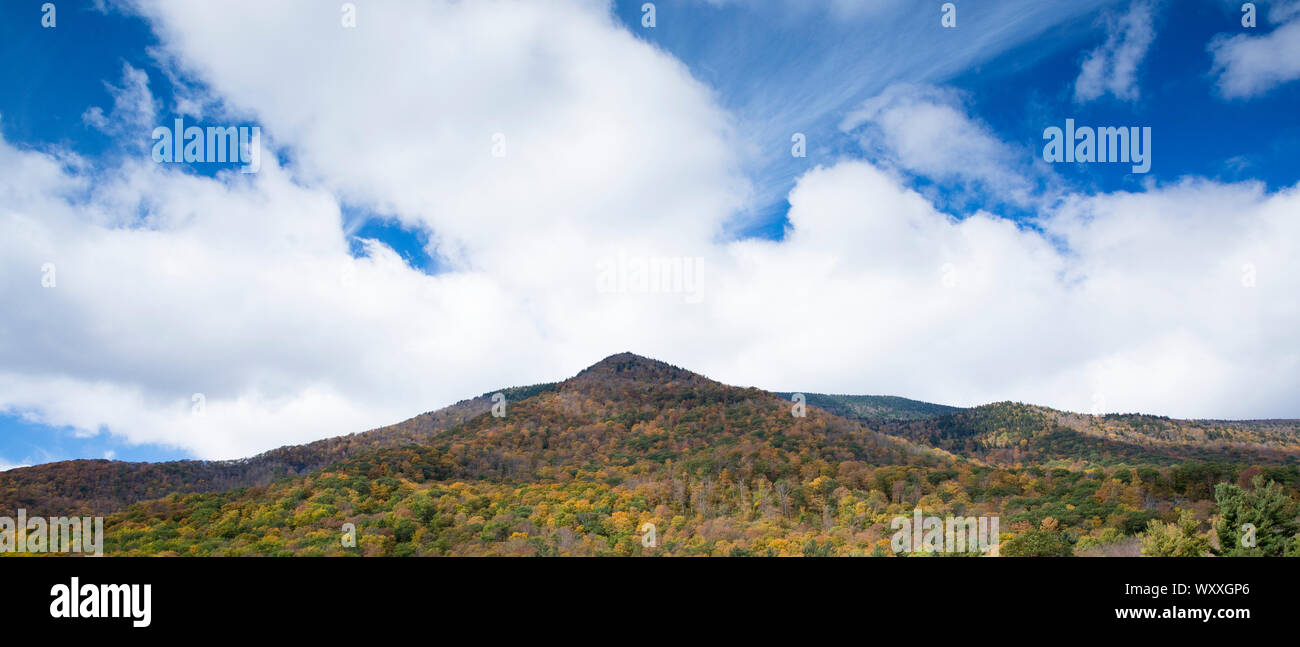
left=880, top=403, right=1300, bottom=469
left=28, top=353, right=1291, bottom=557
left=774, top=392, right=960, bottom=421
left=0, top=383, right=555, bottom=516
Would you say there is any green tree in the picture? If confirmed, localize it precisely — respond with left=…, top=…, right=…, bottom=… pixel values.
left=1001, top=518, right=1074, bottom=557
left=1140, top=510, right=1209, bottom=557
left=1212, top=476, right=1300, bottom=557
left=801, top=539, right=835, bottom=557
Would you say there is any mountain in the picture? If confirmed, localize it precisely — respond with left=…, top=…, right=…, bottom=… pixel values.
left=6, top=353, right=933, bottom=516
left=774, top=392, right=960, bottom=421
left=883, top=402, right=1300, bottom=469
left=4, top=353, right=1298, bottom=556
left=0, top=381, right=556, bottom=516
left=97, top=353, right=957, bottom=556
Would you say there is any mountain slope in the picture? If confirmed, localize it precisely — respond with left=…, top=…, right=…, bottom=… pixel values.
left=7, top=353, right=1300, bottom=557
left=0, top=382, right=555, bottom=516
left=101, top=353, right=966, bottom=556
left=881, top=402, right=1300, bottom=468
left=774, top=392, right=960, bottom=421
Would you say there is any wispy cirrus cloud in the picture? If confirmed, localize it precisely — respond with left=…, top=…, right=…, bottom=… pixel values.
left=663, top=0, right=1121, bottom=231
left=81, top=62, right=157, bottom=139
left=1074, top=0, right=1156, bottom=103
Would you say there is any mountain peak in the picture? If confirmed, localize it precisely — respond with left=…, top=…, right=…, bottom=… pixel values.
left=567, top=352, right=709, bottom=387
left=587, top=351, right=659, bottom=368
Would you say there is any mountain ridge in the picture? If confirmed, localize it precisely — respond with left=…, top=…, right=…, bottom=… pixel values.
left=1, top=352, right=1296, bottom=556
left=3, top=353, right=1297, bottom=519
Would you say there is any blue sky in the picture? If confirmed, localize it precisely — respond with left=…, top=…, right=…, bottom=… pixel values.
left=609, top=0, right=1300, bottom=233
left=2, top=0, right=1299, bottom=468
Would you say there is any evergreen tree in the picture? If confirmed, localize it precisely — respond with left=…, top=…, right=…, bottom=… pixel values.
left=1212, top=476, right=1300, bottom=557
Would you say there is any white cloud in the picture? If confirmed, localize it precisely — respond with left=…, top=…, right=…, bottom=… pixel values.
left=2, top=0, right=1299, bottom=464
left=841, top=83, right=1043, bottom=206
left=0, top=459, right=31, bottom=472
left=1, top=0, right=747, bottom=459
left=1074, top=1, right=1155, bottom=103
left=80, top=62, right=157, bottom=140
left=1209, top=6, right=1300, bottom=99
left=698, top=0, right=907, bottom=18
left=1274, top=1, right=1300, bottom=24
left=708, top=164, right=1300, bottom=419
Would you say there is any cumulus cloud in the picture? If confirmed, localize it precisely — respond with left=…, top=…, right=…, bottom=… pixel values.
left=711, top=162, right=1300, bottom=419
left=2, top=0, right=1299, bottom=463
left=2, top=0, right=746, bottom=459
left=1074, top=1, right=1155, bottom=103
left=1209, top=3, right=1300, bottom=99
left=840, top=83, right=1043, bottom=206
